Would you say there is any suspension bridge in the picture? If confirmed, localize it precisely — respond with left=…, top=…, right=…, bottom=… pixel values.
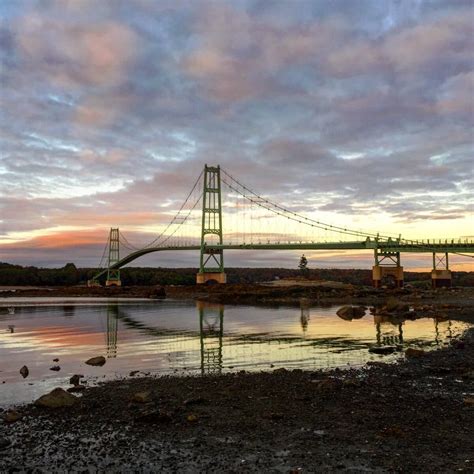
left=90, top=165, right=474, bottom=288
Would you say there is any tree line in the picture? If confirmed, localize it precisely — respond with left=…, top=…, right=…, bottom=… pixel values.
left=0, top=262, right=473, bottom=287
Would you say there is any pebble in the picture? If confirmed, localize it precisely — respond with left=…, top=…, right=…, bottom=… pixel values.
left=0, top=437, right=11, bottom=450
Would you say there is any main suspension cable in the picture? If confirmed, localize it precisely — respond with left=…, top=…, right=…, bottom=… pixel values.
left=142, top=169, right=204, bottom=249
left=221, top=168, right=474, bottom=258
left=96, top=235, right=110, bottom=270
left=221, top=169, right=390, bottom=240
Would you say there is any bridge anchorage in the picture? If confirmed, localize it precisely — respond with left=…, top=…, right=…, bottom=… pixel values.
left=89, top=164, right=474, bottom=288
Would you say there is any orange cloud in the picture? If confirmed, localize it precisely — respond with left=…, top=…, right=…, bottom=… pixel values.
left=2, top=229, right=107, bottom=250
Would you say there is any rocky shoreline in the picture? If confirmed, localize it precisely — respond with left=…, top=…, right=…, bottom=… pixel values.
left=1, top=325, right=473, bottom=472
left=2, top=282, right=474, bottom=306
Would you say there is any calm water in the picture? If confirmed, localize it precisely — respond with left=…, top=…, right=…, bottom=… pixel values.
left=0, top=298, right=471, bottom=405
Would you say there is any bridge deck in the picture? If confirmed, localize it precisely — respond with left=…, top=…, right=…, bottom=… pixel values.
left=93, top=240, right=474, bottom=280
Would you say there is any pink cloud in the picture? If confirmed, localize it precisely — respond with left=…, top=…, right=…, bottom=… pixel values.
left=17, top=16, right=138, bottom=88
left=384, top=12, right=473, bottom=73
left=182, top=3, right=346, bottom=102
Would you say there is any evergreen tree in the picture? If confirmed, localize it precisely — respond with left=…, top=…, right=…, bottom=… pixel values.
left=298, top=254, right=309, bottom=276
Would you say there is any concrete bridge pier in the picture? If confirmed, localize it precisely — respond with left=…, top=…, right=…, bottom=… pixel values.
left=431, top=252, right=452, bottom=288
left=372, top=250, right=403, bottom=288
left=196, top=272, right=227, bottom=284
left=105, top=278, right=122, bottom=287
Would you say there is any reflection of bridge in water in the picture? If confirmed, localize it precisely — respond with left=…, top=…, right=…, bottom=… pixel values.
left=104, top=302, right=455, bottom=374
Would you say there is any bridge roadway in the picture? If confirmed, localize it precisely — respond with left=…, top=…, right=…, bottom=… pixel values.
left=93, top=240, right=474, bottom=280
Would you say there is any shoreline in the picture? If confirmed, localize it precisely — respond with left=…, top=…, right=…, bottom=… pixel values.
left=2, top=284, right=474, bottom=326
left=1, top=326, right=473, bottom=471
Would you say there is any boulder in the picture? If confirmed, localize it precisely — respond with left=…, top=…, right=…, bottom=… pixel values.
left=85, top=356, right=106, bottom=367
left=405, top=348, right=425, bottom=358
left=50, top=366, right=61, bottom=371
left=34, top=388, right=78, bottom=408
left=19, top=365, right=29, bottom=378
left=69, top=374, right=84, bottom=386
left=336, top=305, right=366, bottom=321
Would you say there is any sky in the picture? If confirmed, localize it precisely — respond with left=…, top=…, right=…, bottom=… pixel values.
left=0, top=0, right=473, bottom=271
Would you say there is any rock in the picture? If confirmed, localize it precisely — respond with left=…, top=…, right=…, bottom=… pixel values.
left=134, top=410, right=172, bottom=424
left=70, top=374, right=84, bottom=386
left=148, top=286, right=166, bottom=299
left=461, top=371, right=474, bottom=380
left=343, top=378, right=362, bottom=387
left=451, top=340, right=465, bottom=350
left=367, top=361, right=388, bottom=367
left=85, top=356, right=106, bottom=367
left=184, top=397, right=207, bottom=406
left=67, top=385, right=86, bottom=393
left=131, top=391, right=152, bottom=403
left=50, top=365, right=61, bottom=371
left=129, top=370, right=140, bottom=376
left=0, top=437, right=11, bottom=450
left=369, top=346, right=397, bottom=355
left=187, top=414, right=199, bottom=423
left=336, top=305, right=366, bottom=320
left=53, top=358, right=59, bottom=362
left=4, top=410, right=22, bottom=423
left=315, top=379, right=340, bottom=392
left=20, top=365, right=29, bottom=378
left=463, top=397, right=474, bottom=406
left=384, top=297, right=400, bottom=312
left=384, top=298, right=409, bottom=313
left=270, top=412, right=284, bottom=420
left=405, top=348, right=426, bottom=358
left=34, top=388, right=78, bottom=408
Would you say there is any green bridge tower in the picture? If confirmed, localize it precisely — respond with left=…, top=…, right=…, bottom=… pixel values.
left=106, top=228, right=121, bottom=286
left=196, top=165, right=226, bottom=284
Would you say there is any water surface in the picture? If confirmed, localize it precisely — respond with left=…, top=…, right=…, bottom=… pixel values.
left=0, top=298, right=470, bottom=405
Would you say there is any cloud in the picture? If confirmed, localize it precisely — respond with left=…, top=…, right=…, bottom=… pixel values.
left=17, top=15, right=138, bottom=89
left=0, top=0, right=472, bottom=268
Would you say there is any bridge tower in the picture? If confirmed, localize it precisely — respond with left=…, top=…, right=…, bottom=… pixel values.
left=372, top=246, right=403, bottom=288
left=431, top=252, right=452, bottom=288
left=106, top=228, right=122, bottom=287
left=106, top=305, right=118, bottom=357
left=198, top=301, right=224, bottom=374
left=196, top=165, right=227, bottom=284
